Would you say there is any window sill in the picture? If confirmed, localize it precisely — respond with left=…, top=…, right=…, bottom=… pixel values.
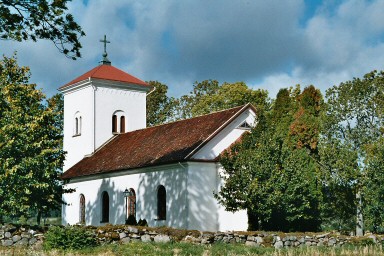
left=72, top=134, right=81, bottom=137
left=154, top=218, right=166, bottom=221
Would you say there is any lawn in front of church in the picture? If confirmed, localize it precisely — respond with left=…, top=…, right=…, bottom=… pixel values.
left=1, top=243, right=384, bottom=256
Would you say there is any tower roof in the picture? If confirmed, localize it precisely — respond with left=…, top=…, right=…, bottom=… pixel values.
left=59, top=64, right=150, bottom=90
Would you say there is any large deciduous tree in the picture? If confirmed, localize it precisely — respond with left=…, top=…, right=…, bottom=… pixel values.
left=217, top=86, right=323, bottom=232
left=321, top=71, right=384, bottom=235
left=0, top=0, right=84, bottom=59
left=0, top=54, right=67, bottom=224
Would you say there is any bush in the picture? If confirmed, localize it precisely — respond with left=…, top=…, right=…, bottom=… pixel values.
left=43, top=225, right=97, bottom=250
left=137, top=218, right=148, bottom=227
left=125, top=215, right=137, bottom=225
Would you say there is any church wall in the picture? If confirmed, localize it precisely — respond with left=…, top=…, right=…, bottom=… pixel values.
left=186, top=162, right=248, bottom=232
left=63, top=85, right=95, bottom=171
left=94, top=84, right=147, bottom=150
left=216, top=165, right=248, bottom=231
left=62, top=164, right=188, bottom=229
left=192, top=109, right=256, bottom=160
left=186, top=162, right=220, bottom=231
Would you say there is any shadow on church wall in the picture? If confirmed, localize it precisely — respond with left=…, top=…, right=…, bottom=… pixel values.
left=137, top=162, right=219, bottom=231
left=85, top=178, right=124, bottom=226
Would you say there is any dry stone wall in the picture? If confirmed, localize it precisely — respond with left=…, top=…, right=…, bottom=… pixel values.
left=0, top=223, right=382, bottom=248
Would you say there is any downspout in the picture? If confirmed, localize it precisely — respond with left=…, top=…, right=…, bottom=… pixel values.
left=178, top=162, right=188, bottom=230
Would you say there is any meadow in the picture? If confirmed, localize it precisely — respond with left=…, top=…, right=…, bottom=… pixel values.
left=1, top=243, right=384, bottom=256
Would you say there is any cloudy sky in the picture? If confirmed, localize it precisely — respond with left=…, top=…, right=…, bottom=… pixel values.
left=2, top=0, right=384, bottom=99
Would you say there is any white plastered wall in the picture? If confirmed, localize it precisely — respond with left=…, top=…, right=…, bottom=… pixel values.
left=94, top=82, right=147, bottom=150
left=61, top=79, right=148, bottom=171
left=62, top=164, right=188, bottom=229
left=188, top=108, right=255, bottom=231
left=191, top=108, right=256, bottom=160
left=62, top=84, right=94, bottom=171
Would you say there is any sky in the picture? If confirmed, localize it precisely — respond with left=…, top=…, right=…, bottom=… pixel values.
left=2, top=0, right=384, bottom=99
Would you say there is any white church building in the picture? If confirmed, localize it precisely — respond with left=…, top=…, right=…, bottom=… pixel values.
left=60, top=49, right=256, bottom=232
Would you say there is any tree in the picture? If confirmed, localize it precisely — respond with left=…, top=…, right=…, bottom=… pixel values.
left=146, top=81, right=176, bottom=127
left=0, top=54, right=67, bottom=224
left=321, top=70, right=384, bottom=235
left=217, top=86, right=323, bottom=232
left=174, top=80, right=269, bottom=120
left=0, top=0, right=84, bottom=59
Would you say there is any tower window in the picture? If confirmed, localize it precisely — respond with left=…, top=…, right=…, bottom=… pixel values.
left=120, top=116, right=125, bottom=133
left=112, top=115, right=117, bottom=133
left=112, top=111, right=126, bottom=134
left=74, top=112, right=82, bottom=136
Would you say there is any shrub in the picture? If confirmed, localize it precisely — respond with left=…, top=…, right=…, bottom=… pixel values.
left=43, top=225, right=97, bottom=250
left=125, top=215, right=137, bottom=225
left=138, top=218, right=148, bottom=227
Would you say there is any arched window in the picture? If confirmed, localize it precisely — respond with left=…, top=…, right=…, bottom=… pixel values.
left=101, top=191, right=109, bottom=223
left=74, top=112, right=82, bottom=136
left=127, top=188, right=136, bottom=218
left=75, top=118, right=79, bottom=134
left=112, top=115, right=117, bottom=133
left=157, top=185, right=166, bottom=220
left=120, top=116, right=125, bottom=133
left=79, top=194, right=85, bottom=224
left=112, top=111, right=126, bottom=134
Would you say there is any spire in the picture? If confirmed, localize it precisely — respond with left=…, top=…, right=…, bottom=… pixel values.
left=99, top=35, right=111, bottom=65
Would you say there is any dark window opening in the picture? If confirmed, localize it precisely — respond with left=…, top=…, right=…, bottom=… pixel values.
left=120, top=116, right=125, bottom=133
left=157, top=185, right=166, bottom=220
left=112, top=115, right=117, bottom=133
left=238, top=121, right=252, bottom=130
left=101, top=191, right=109, bottom=223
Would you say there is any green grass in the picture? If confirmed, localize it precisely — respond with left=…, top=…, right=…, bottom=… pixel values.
left=1, top=243, right=384, bottom=256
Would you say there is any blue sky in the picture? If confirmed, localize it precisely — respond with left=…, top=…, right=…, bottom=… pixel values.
left=2, top=0, right=384, bottom=99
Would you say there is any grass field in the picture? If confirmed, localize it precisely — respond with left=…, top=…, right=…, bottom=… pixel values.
left=1, top=243, right=384, bottom=256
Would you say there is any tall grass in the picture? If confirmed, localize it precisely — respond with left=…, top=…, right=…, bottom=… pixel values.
left=1, top=243, right=383, bottom=256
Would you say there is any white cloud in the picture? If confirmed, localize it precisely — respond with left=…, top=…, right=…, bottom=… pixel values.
left=1, top=0, right=384, bottom=100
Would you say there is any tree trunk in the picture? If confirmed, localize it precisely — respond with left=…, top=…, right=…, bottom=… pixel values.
left=356, top=190, right=364, bottom=236
left=36, top=210, right=42, bottom=226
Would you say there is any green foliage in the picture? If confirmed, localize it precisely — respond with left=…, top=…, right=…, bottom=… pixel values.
left=43, top=225, right=97, bottom=250
left=137, top=218, right=148, bottom=226
left=174, top=80, right=269, bottom=120
left=0, top=54, right=68, bottom=224
left=320, top=70, right=384, bottom=234
left=146, top=81, right=176, bottom=127
left=217, top=86, right=323, bottom=232
left=0, top=0, right=85, bottom=59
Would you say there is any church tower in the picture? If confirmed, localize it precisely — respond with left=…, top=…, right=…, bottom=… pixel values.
left=59, top=36, right=152, bottom=171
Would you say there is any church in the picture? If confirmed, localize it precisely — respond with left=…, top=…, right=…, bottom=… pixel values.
left=60, top=42, right=256, bottom=232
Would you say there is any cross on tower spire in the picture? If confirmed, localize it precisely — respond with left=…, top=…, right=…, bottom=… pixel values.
left=99, top=35, right=111, bottom=65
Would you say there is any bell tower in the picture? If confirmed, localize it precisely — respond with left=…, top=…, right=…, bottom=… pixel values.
left=59, top=36, right=152, bottom=171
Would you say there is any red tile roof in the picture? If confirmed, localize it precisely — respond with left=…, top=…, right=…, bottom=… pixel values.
left=61, top=104, right=254, bottom=180
left=59, top=65, right=149, bottom=90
